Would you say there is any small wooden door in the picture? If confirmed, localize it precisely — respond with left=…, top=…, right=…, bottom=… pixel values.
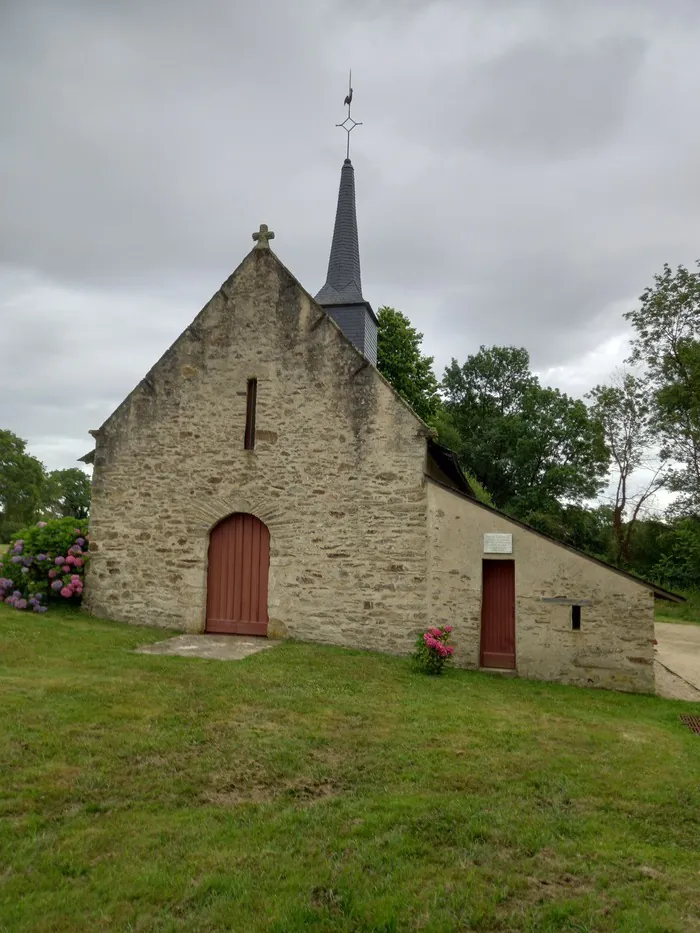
left=480, top=559, right=516, bottom=669
left=205, top=513, right=270, bottom=636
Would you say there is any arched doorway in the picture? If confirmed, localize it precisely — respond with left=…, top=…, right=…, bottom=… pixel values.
left=205, top=513, right=270, bottom=636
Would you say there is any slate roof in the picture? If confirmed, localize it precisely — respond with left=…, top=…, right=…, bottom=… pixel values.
left=427, top=440, right=475, bottom=498
left=315, top=159, right=364, bottom=306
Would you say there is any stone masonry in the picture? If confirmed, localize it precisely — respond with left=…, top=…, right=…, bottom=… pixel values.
left=427, top=481, right=655, bottom=693
left=85, top=247, right=432, bottom=656
left=85, top=243, right=659, bottom=692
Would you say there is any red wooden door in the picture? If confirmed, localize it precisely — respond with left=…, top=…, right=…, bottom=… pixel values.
left=205, top=513, right=270, bottom=636
left=480, top=560, right=516, bottom=669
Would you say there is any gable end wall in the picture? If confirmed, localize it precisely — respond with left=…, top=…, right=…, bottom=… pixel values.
left=84, top=249, right=431, bottom=654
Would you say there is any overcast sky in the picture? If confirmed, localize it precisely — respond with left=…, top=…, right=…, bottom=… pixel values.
left=3, top=0, right=700, bottom=477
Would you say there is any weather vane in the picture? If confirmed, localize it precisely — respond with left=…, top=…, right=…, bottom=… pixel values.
left=336, top=69, right=362, bottom=160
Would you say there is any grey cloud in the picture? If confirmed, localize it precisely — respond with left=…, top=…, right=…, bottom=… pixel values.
left=1, top=0, right=332, bottom=282
left=3, top=0, right=700, bottom=471
left=463, top=36, right=646, bottom=159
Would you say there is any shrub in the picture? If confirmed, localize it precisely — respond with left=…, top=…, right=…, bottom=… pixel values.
left=413, top=626, right=455, bottom=675
left=0, top=517, right=89, bottom=613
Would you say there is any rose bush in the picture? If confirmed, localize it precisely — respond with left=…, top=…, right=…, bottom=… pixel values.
left=0, top=517, right=89, bottom=612
left=413, top=625, right=455, bottom=675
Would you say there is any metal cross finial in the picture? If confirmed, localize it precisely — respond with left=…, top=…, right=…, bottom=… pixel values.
left=252, top=223, right=275, bottom=249
left=336, top=69, right=362, bottom=160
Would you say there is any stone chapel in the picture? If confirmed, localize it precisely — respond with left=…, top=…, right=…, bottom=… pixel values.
left=81, top=144, right=681, bottom=694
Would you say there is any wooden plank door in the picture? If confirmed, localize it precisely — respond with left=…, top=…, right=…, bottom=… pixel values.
left=480, top=559, right=516, bottom=669
left=205, top=513, right=270, bottom=636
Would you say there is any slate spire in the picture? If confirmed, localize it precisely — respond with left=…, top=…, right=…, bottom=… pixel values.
left=315, top=158, right=364, bottom=306
left=315, top=75, right=377, bottom=364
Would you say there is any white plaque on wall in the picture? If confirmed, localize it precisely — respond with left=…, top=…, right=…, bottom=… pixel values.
left=484, top=533, right=513, bottom=554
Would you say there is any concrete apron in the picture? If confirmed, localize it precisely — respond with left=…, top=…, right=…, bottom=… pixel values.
left=655, top=623, right=700, bottom=690
left=135, top=634, right=280, bottom=661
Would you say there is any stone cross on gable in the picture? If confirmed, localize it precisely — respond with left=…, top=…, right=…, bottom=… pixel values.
left=252, top=224, right=275, bottom=249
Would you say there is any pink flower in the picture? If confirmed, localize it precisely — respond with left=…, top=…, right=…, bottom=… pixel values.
left=74, top=558, right=84, bottom=568
left=62, top=565, right=70, bottom=573
left=37, top=521, right=47, bottom=528
left=443, top=626, right=453, bottom=634
left=71, top=575, right=81, bottom=583
left=60, top=587, right=73, bottom=598
left=48, top=569, right=57, bottom=579
left=428, top=627, right=442, bottom=638
left=66, top=555, right=76, bottom=565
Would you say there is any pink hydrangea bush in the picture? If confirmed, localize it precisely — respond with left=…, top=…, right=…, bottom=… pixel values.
left=0, top=517, right=89, bottom=613
left=413, top=625, right=455, bottom=675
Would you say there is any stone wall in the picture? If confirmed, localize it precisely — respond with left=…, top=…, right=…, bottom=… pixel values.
left=427, top=479, right=655, bottom=693
left=85, top=248, right=431, bottom=655
left=84, top=244, right=658, bottom=694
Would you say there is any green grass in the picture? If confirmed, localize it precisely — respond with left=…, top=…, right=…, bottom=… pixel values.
left=1, top=607, right=700, bottom=932
left=655, top=589, right=700, bottom=625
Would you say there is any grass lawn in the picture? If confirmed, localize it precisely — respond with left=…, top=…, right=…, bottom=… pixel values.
left=1, top=608, right=700, bottom=932
left=655, top=591, right=700, bottom=625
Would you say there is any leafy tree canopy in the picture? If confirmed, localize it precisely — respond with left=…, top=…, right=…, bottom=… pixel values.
left=652, top=518, right=700, bottom=591
left=588, top=372, right=666, bottom=565
left=0, top=429, right=46, bottom=540
left=376, top=307, right=440, bottom=424
left=626, top=262, right=700, bottom=515
left=44, top=468, right=91, bottom=520
left=442, top=346, right=609, bottom=519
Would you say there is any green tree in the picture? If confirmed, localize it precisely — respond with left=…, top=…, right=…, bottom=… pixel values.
left=442, top=347, right=609, bottom=519
left=524, top=504, right=614, bottom=559
left=588, top=371, right=667, bottom=565
left=560, top=504, right=614, bottom=557
left=0, top=429, right=46, bottom=540
left=44, top=468, right=91, bottom=520
left=625, top=517, right=670, bottom=581
left=376, top=307, right=441, bottom=423
left=428, top=407, right=463, bottom=451
left=625, top=262, right=700, bottom=515
left=652, top=518, right=700, bottom=591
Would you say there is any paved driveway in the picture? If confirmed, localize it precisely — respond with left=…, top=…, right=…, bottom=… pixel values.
left=655, top=623, right=700, bottom=700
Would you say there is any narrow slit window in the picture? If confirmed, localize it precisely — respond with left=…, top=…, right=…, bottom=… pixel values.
left=244, top=378, right=257, bottom=450
left=571, top=605, right=581, bottom=631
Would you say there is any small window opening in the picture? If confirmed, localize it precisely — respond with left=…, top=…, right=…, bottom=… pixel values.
left=244, top=378, right=257, bottom=450
left=571, top=605, right=581, bottom=630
